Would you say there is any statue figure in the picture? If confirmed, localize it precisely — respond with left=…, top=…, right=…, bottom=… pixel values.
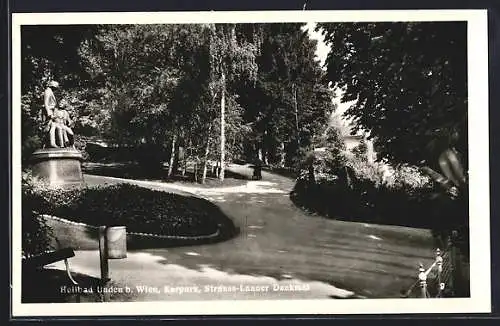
left=43, top=80, right=61, bottom=148
left=53, top=99, right=75, bottom=148
left=42, top=80, right=75, bottom=148
left=43, top=80, right=58, bottom=118
left=31, top=80, right=83, bottom=187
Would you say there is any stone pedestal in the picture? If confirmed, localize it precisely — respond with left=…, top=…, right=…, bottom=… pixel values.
left=30, top=148, right=84, bottom=187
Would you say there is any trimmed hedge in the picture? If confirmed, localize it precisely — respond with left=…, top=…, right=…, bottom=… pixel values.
left=30, top=183, right=235, bottom=237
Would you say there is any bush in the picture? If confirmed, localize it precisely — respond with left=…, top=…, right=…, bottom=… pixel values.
left=29, top=183, right=233, bottom=237
left=291, top=146, right=465, bottom=230
left=22, top=172, right=54, bottom=257
left=73, top=135, right=91, bottom=161
left=293, top=170, right=441, bottom=229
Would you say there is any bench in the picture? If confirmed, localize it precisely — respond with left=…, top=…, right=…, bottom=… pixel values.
left=22, top=247, right=79, bottom=285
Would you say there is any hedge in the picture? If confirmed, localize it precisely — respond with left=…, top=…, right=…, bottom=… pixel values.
left=29, top=182, right=236, bottom=238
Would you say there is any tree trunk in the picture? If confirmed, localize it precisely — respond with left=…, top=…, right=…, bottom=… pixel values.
left=215, top=161, right=220, bottom=178
left=194, top=161, right=198, bottom=183
left=167, top=134, right=177, bottom=177
left=293, top=83, right=300, bottom=148
left=172, top=139, right=181, bottom=175
left=184, top=138, right=192, bottom=177
left=263, top=130, right=269, bottom=165
left=279, top=142, right=286, bottom=167
left=231, top=134, right=236, bottom=158
left=366, top=138, right=375, bottom=163
left=219, top=69, right=226, bottom=182
left=202, top=126, right=212, bottom=184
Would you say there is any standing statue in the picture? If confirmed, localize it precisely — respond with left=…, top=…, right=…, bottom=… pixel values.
left=42, top=80, right=59, bottom=147
left=43, top=80, right=58, bottom=117
left=42, top=80, right=75, bottom=148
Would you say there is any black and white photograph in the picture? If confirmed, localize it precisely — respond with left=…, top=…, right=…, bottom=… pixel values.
left=11, top=9, right=490, bottom=316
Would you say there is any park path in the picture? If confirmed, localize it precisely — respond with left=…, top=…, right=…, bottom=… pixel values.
left=49, top=164, right=436, bottom=301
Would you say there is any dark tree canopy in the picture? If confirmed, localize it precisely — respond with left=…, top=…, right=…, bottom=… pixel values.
left=21, top=23, right=331, bottom=171
left=318, top=22, right=468, bottom=169
left=21, top=25, right=98, bottom=161
left=236, top=23, right=333, bottom=166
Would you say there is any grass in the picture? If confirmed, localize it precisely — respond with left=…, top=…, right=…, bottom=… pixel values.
left=82, top=161, right=250, bottom=188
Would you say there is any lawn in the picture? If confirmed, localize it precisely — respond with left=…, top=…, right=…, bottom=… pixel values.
left=82, top=161, right=250, bottom=188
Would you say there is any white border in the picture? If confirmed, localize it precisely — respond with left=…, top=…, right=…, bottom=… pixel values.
left=11, top=10, right=491, bottom=317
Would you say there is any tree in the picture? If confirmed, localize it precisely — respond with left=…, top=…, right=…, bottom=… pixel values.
left=236, top=23, right=333, bottom=168
left=21, top=23, right=333, bottom=181
left=76, top=23, right=259, bottom=181
left=318, top=22, right=469, bottom=249
left=21, top=25, right=96, bottom=163
left=79, top=25, right=178, bottom=140
left=318, top=22, right=467, bottom=170
left=207, top=24, right=259, bottom=181
left=78, top=24, right=216, bottom=170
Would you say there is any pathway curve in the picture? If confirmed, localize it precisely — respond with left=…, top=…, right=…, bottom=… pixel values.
left=50, top=164, right=436, bottom=301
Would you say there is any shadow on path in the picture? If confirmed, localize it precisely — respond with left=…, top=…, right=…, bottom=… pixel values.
left=82, top=161, right=250, bottom=185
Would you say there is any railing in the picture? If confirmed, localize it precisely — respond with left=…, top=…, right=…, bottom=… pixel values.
left=402, top=231, right=468, bottom=298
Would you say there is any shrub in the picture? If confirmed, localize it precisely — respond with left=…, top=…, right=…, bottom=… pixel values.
left=73, top=135, right=90, bottom=161
left=30, top=183, right=231, bottom=237
left=291, top=145, right=450, bottom=229
left=22, top=171, right=54, bottom=257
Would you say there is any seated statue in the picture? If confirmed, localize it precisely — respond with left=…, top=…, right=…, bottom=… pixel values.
left=41, top=80, right=75, bottom=148
left=51, top=99, right=75, bottom=148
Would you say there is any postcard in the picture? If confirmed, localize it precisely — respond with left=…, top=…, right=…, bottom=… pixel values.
left=11, top=9, right=491, bottom=317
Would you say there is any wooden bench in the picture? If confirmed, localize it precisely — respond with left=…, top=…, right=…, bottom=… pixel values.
left=22, top=247, right=79, bottom=285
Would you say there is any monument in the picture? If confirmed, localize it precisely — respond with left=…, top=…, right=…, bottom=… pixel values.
left=29, top=81, right=84, bottom=187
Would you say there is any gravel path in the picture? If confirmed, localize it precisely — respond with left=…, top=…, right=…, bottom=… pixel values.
left=48, top=164, right=436, bottom=301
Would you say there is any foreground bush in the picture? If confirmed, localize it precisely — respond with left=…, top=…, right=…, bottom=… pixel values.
left=29, top=183, right=235, bottom=237
left=22, top=172, right=54, bottom=257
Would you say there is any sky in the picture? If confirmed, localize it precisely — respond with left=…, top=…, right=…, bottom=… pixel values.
left=303, top=22, right=358, bottom=132
left=304, top=22, right=330, bottom=69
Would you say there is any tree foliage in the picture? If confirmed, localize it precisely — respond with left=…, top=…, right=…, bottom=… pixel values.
left=21, top=23, right=333, bottom=177
left=318, top=22, right=468, bottom=169
left=21, top=25, right=96, bottom=160
left=79, top=25, right=192, bottom=145
left=236, top=23, right=334, bottom=167
left=206, top=24, right=259, bottom=180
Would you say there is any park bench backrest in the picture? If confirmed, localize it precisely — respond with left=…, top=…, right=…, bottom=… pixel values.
left=23, top=248, right=75, bottom=269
